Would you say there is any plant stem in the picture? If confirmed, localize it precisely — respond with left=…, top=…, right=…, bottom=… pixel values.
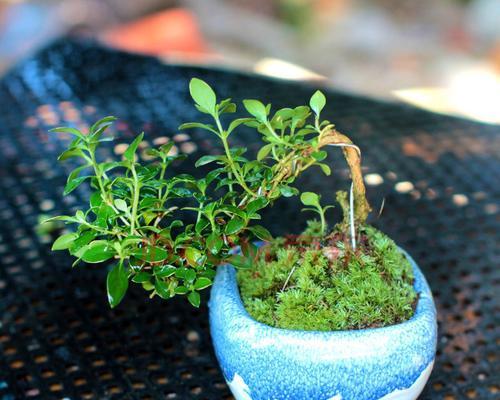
left=319, top=207, right=326, bottom=236
left=157, top=160, right=167, bottom=200
left=88, top=150, right=131, bottom=227
left=264, top=122, right=285, bottom=145
left=196, top=202, right=204, bottom=223
left=130, top=164, right=140, bottom=234
left=215, top=118, right=255, bottom=197
left=88, top=152, right=107, bottom=198
left=81, top=221, right=116, bottom=236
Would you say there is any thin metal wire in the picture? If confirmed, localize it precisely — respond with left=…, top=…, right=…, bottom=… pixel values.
left=280, top=261, right=299, bottom=292
left=326, top=143, right=362, bottom=250
left=349, top=182, right=356, bottom=249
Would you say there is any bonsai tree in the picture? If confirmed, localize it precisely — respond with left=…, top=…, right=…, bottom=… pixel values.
left=45, top=78, right=415, bottom=331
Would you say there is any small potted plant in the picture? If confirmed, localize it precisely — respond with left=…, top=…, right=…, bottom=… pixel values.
left=46, top=78, right=437, bottom=400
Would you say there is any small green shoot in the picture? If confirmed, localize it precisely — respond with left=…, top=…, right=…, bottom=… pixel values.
left=300, top=192, right=334, bottom=235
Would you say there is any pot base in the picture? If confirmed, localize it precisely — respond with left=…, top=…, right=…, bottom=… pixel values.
left=225, top=360, right=434, bottom=400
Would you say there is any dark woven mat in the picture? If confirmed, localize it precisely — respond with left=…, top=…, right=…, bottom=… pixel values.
left=0, top=39, right=498, bottom=400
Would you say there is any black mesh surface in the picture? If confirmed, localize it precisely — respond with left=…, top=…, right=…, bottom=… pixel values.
left=0, top=39, right=498, bottom=400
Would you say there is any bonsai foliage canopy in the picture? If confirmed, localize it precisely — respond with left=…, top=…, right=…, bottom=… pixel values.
left=45, top=78, right=370, bottom=308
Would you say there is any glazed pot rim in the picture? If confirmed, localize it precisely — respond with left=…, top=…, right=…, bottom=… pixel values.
left=210, top=245, right=436, bottom=337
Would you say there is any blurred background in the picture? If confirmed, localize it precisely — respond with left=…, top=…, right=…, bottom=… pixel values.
left=0, top=0, right=499, bottom=123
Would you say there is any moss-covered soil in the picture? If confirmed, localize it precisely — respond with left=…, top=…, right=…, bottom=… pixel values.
left=237, top=222, right=418, bottom=331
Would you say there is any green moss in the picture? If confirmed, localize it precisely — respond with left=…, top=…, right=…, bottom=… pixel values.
left=237, top=223, right=417, bottom=331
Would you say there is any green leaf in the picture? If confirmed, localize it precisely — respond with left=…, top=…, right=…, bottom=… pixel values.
left=58, top=148, right=85, bottom=161
left=95, top=204, right=113, bottom=228
left=215, top=178, right=236, bottom=191
left=195, top=155, right=223, bottom=167
left=90, top=191, right=103, bottom=208
left=49, top=126, right=85, bottom=139
left=175, top=286, right=189, bottom=295
left=123, top=132, right=144, bottom=161
left=279, top=185, right=298, bottom=197
left=195, top=218, right=209, bottom=234
left=90, top=116, right=117, bottom=136
left=291, top=106, right=311, bottom=130
left=318, top=163, right=331, bottom=176
left=178, top=122, right=218, bottom=134
left=274, top=107, right=295, bottom=121
left=132, top=271, right=151, bottom=283
left=247, top=197, right=268, bottom=214
left=97, top=136, right=115, bottom=143
left=154, top=265, right=176, bottom=278
left=137, top=165, right=159, bottom=180
left=101, top=161, right=126, bottom=173
left=143, top=211, right=157, bottom=225
left=206, top=232, right=223, bottom=254
left=249, top=225, right=273, bottom=242
left=155, top=278, right=170, bottom=299
left=114, top=198, right=128, bottom=212
left=121, top=236, right=143, bottom=248
left=188, top=291, right=201, bottom=308
left=243, top=160, right=261, bottom=175
left=300, top=192, right=320, bottom=207
left=64, top=176, right=90, bottom=195
left=139, top=198, right=158, bottom=210
left=157, top=141, right=174, bottom=156
left=228, top=118, right=253, bottom=134
left=230, top=147, right=247, bottom=158
left=227, top=254, right=251, bottom=269
left=243, top=99, right=268, bottom=122
left=82, top=241, right=116, bottom=263
left=75, top=210, right=85, bottom=221
left=41, top=215, right=78, bottom=224
left=175, top=267, right=188, bottom=279
left=185, top=247, right=203, bottom=267
left=218, top=99, right=236, bottom=114
left=257, top=143, right=273, bottom=161
left=107, top=263, right=129, bottom=308
left=189, top=78, right=217, bottom=115
left=225, top=217, right=245, bottom=235
left=310, top=90, right=326, bottom=116
left=171, top=187, right=193, bottom=198
left=220, top=204, right=247, bottom=220
left=172, top=174, right=196, bottom=184
left=205, top=168, right=223, bottom=184
left=311, top=150, right=327, bottom=162
left=133, top=246, right=169, bottom=263
left=296, top=127, right=315, bottom=136
left=169, top=219, right=184, bottom=230
left=184, top=269, right=196, bottom=282
left=90, top=117, right=116, bottom=141
left=70, top=231, right=97, bottom=255
left=194, top=277, right=212, bottom=290
left=52, top=232, right=78, bottom=250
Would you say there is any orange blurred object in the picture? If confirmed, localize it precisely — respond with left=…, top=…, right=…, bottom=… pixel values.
left=102, top=8, right=211, bottom=60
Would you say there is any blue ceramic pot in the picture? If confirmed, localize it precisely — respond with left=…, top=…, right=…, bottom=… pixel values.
left=209, top=249, right=437, bottom=400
